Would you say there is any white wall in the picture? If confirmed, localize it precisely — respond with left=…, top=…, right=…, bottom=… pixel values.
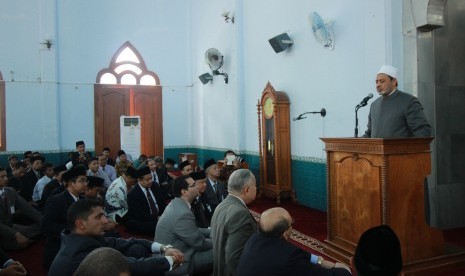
left=188, top=0, right=399, bottom=158
left=0, top=0, right=403, bottom=159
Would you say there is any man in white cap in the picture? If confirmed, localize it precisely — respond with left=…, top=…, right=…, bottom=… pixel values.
left=362, top=65, right=431, bottom=138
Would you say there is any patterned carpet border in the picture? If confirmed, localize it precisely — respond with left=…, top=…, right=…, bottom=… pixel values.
left=249, top=210, right=328, bottom=256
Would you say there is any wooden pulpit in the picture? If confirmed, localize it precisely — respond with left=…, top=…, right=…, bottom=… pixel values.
left=320, top=137, right=445, bottom=267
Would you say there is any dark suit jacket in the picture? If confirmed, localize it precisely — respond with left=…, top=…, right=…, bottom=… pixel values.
left=191, top=197, right=210, bottom=228
left=126, top=184, right=166, bottom=235
left=48, top=233, right=170, bottom=276
left=41, top=190, right=82, bottom=269
left=20, top=169, right=42, bottom=202
left=201, top=178, right=227, bottom=215
left=40, top=179, right=62, bottom=206
left=0, top=187, right=42, bottom=239
left=0, top=247, right=10, bottom=267
left=236, top=233, right=351, bottom=276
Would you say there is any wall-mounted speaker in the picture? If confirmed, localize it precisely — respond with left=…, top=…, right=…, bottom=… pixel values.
left=268, top=33, right=294, bottom=53
left=199, top=73, right=213, bottom=84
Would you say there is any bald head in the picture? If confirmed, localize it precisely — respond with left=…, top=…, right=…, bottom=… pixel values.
left=259, top=207, right=293, bottom=238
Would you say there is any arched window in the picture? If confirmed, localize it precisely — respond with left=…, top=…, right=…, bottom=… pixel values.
left=96, top=41, right=159, bottom=85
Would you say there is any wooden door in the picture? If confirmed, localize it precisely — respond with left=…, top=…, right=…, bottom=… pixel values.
left=94, top=84, right=163, bottom=160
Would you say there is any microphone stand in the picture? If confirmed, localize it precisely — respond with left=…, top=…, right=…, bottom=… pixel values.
left=354, top=105, right=361, bottom=137
left=354, top=102, right=368, bottom=137
left=295, top=108, right=327, bottom=120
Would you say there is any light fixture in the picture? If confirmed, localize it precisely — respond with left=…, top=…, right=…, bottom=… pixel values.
left=199, top=73, right=213, bottom=84
left=41, top=39, right=53, bottom=50
left=268, top=33, right=293, bottom=53
left=221, top=11, right=234, bottom=24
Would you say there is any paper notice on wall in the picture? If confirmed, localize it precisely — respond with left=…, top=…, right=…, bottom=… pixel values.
left=120, top=116, right=141, bottom=160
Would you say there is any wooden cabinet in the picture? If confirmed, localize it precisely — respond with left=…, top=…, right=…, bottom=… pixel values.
left=257, top=82, right=295, bottom=203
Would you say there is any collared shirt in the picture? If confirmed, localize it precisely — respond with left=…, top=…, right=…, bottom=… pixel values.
left=32, top=175, right=52, bottom=202
left=87, top=169, right=112, bottom=188
left=104, top=176, right=129, bottom=222
left=100, top=165, right=117, bottom=182
left=228, top=193, right=246, bottom=207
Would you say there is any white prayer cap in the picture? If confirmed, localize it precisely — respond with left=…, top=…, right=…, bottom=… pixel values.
left=377, top=65, right=399, bottom=79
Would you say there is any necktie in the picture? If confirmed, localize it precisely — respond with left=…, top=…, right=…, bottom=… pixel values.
left=146, top=188, right=159, bottom=219
left=152, top=172, right=159, bottom=187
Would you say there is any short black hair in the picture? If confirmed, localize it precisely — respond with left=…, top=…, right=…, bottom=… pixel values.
left=73, top=247, right=130, bottom=276
left=224, top=150, right=236, bottom=157
left=67, top=198, right=103, bottom=231
left=88, top=157, right=98, bottom=163
left=172, top=175, right=191, bottom=197
left=43, top=162, right=54, bottom=170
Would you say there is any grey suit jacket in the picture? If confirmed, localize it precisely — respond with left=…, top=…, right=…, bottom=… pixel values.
left=211, top=194, right=258, bottom=276
left=155, top=197, right=212, bottom=274
left=0, top=187, right=42, bottom=238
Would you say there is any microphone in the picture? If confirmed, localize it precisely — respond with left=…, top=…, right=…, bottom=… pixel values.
left=293, top=115, right=303, bottom=121
left=357, top=93, right=373, bottom=108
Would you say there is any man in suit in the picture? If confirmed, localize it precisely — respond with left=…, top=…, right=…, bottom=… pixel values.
left=20, top=156, right=44, bottom=202
left=41, top=165, right=88, bottom=269
left=71, top=140, right=92, bottom=166
left=211, top=169, right=258, bottom=276
left=48, top=198, right=184, bottom=276
left=126, top=166, right=166, bottom=235
left=5, top=155, right=18, bottom=178
left=40, top=164, right=68, bottom=207
left=0, top=167, right=42, bottom=250
left=236, top=207, right=352, bottom=276
left=190, top=171, right=211, bottom=228
left=155, top=175, right=213, bottom=275
left=147, top=158, right=170, bottom=202
left=201, top=158, right=227, bottom=216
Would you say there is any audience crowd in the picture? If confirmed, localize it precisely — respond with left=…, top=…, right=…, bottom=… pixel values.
left=0, top=142, right=405, bottom=275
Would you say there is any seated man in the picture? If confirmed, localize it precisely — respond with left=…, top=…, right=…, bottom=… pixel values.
left=48, top=198, right=184, bottom=276
left=87, top=157, right=111, bottom=188
left=155, top=175, right=213, bottom=275
left=73, top=247, right=130, bottom=276
left=71, top=140, right=92, bottom=166
left=236, top=207, right=351, bottom=276
left=104, top=166, right=137, bottom=224
left=132, top=154, right=148, bottom=169
left=190, top=171, right=211, bottom=228
left=179, top=160, right=193, bottom=176
left=20, top=156, right=44, bottom=202
left=32, top=162, right=54, bottom=204
left=219, top=150, right=247, bottom=183
left=7, top=162, right=27, bottom=193
left=41, top=165, right=88, bottom=269
left=98, top=154, right=117, bottom=183
left=40, top=164, right=68, bottom=206
left=126, top=167, right=166, bottom=235
left=115, top=150, right=133, bottom=177
left=148, top=157, right=171, bottom=202
left=354, top=225, right=403, bottom=276
left=5, top=155, right=18, bottom=178
left=0, top=167, right=42, bottom=251
left=201, top=159, right=227, bottom=216
left=84, top=176, right=105, bottom=200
